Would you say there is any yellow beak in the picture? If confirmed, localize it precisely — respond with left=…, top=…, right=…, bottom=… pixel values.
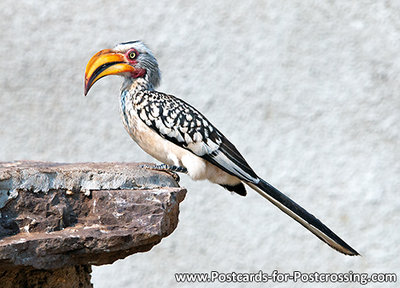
left=84, top=49, right=135, bottom=95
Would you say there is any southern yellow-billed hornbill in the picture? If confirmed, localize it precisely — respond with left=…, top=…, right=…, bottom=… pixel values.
left=84, top=40, right=358, bottom=256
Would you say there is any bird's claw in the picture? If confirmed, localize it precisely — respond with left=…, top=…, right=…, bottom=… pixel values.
left=139, top=164, right=182, bottom=182
left=169, top=171, right=181, bottom=182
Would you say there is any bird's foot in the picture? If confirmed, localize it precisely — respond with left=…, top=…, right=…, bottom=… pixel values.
left=139, top=164, right=187, bottom=182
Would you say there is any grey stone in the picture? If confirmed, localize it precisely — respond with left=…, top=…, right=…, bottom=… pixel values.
left=0, top=161, right=179, bottom=209
left=0, top=161, right=186, bottom=286
left=1, top=265, right=93, bottom=288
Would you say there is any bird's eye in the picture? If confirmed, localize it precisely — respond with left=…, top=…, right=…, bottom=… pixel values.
left=128, top=50, right=137, bottom=60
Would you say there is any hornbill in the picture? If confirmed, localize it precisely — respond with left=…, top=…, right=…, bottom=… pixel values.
left=84, top=40, right=359, bottom=256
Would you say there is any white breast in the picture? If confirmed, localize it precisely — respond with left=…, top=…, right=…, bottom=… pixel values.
left=120, top=89, right=241, bottom=187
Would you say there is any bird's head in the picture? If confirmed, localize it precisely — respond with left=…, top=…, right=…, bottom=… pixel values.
left=84, top=41, right=160, bottom=95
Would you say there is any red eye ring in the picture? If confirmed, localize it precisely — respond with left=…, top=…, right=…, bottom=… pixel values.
left=126, top=49, right=138, bottom=60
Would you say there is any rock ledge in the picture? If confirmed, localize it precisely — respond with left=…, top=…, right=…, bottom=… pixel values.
left=0, top=161, right=186, bottom=287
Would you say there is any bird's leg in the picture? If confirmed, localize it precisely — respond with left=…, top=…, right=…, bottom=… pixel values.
left=141, top=163, right=188, bottom=173
left=140, top=163, right=187, bottom=182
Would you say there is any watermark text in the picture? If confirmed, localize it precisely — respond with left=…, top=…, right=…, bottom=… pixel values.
left=175, top=270, right=397, bottom=285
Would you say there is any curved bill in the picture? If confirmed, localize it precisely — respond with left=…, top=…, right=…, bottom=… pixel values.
left=84, top=49, right=135, bottom=95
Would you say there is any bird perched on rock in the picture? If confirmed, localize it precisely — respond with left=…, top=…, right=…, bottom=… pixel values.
left=84, top=40, right=358, bottom=256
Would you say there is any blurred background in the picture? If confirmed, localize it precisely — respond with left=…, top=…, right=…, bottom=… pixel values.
left=1, top=0, right=399, bottom=287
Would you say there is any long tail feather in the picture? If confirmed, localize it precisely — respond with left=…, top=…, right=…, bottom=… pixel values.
left=247, top=179, right=359, bottom=256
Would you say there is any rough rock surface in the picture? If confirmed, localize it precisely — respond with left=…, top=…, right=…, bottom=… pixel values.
left=0, top=161, right=186, bottom=286
left=1, top=265, right=93, bottom=288
left=0, top=161, right=180, bottom=209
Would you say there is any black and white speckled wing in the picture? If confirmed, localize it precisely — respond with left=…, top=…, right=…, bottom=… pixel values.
left=135, top=91, right=259, bottom=183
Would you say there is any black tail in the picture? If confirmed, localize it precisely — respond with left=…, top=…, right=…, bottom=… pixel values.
left=247, top=179, right=359, bottom=256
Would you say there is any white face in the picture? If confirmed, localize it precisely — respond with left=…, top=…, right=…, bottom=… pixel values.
left=113, top=40, right=161, bottom=88
left=113, top=41, right=152, bottom=55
